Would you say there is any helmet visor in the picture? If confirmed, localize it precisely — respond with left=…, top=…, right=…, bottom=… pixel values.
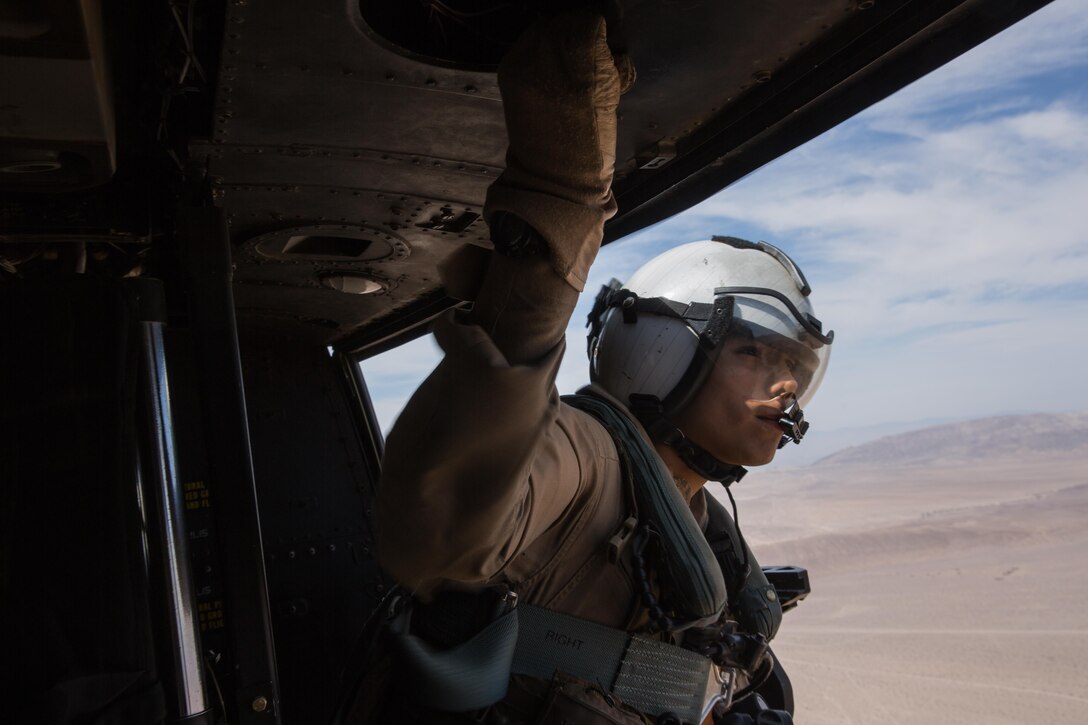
left=713, top=287, right=833, bottom=407
left=728, top=320, right=831, bottom=407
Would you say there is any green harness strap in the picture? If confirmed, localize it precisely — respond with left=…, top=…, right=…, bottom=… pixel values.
left=562, top=393, right=727, bottom=627
left=388, top=601, right=718, bottom=723
left=563, top=393, right=782, bottom=640
left=513, top=604, right=717, bottom=723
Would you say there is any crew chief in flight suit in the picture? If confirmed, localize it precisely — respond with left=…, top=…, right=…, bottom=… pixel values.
left=369, top=10, right=833, bottom=725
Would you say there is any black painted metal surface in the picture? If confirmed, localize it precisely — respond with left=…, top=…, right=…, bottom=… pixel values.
left=182, top=0, right=1053, bottom=349
left=177, top=207, right=282, bottom=724
left=239, top=333, right=386, bottom=724
left=0, top=1, right=1054, bottom=347
left=0, top=278, right=166, bottom=723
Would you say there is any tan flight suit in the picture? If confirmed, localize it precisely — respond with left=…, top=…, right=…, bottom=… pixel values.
left=375, top=250, right=715, bottom=723
left=372, top=11, right=698, bottom=722
left=375, top=4, right=643, bottom=614
left=379, top=250, right=634, bottom=620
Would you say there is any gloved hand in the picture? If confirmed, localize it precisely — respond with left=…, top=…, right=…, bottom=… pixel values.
left=483, top=10, right=634, bottom=292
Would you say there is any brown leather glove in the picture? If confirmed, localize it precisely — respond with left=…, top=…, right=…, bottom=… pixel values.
left=483, top=10, right=633, bottom=292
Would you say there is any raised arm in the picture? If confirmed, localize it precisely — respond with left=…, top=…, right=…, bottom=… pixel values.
left=375, top=11, right=630, bottom=598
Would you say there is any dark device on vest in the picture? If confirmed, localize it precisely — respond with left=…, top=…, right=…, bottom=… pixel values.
left=761, top=567, right=810, bottom=612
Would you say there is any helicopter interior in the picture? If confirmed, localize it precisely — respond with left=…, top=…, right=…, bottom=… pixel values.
left=0, top=0, right=1053, bottom=722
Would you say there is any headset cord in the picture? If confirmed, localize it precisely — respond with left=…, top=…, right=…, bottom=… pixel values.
left=723, top=483, right=751, bottom=582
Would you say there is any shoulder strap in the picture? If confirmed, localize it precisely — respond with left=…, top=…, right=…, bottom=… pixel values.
left=565, top=392, right=783, bottom=642
left=704, top=494, right=783, bottom=641
left=563, top=393, right=726, bottom=629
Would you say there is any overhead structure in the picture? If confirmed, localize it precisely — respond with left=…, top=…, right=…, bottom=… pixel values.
left=1, top=0, right=1055, bottom=350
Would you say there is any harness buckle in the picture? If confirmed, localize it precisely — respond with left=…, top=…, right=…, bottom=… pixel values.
left=493, top=588, right=519, bottom=619
left=700, top=664, right=738, bottom=723
left=607, top=516, right=639, bottom=564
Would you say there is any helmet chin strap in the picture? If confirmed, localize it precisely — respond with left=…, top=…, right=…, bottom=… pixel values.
left=632, top=393, right=813, bottom=482
left=629, top=394, right=748, bottom=485
left=656, top=421, right=749, bottom=485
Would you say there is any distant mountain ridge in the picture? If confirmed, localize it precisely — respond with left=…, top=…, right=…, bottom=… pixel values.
left=815, top=412, right=1088, bottom=466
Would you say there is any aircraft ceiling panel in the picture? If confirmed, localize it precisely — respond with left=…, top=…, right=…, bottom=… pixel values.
left=0, top=1, right=1053, bottom=348
left=200, top=0, right=881, bottom=346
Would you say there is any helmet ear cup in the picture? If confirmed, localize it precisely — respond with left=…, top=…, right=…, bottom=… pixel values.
left=591, top=305, right=699, bottom=408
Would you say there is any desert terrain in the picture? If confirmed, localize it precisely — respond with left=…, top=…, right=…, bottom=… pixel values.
left=719, top=413, right=1088, bottom=724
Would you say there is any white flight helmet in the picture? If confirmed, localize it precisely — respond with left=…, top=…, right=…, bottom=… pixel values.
left=588, top=236, right=833, bottom=425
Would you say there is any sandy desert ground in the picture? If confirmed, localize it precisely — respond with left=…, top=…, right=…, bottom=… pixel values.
left=719, top=416, right=1088, bottom=724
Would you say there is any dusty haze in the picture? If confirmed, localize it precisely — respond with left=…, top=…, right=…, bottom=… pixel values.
left=718, top=412, right=1088, bottom=724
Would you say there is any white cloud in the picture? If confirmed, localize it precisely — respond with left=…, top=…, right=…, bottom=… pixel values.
left=860, top=0, right=1088, bottom=124
left=692, top=101, right=1088, bottom=348
left=362, top=0, right=1088, bottom=445
left=359, top=333, right=442, bottom=433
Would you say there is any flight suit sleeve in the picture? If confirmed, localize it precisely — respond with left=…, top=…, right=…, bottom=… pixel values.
left=375, top=10, right=626, bottom=599
left=375, top=252, right=591, bottom=598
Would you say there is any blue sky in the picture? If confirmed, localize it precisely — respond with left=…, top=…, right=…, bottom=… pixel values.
left=362, top=0, right=1088, bottom=461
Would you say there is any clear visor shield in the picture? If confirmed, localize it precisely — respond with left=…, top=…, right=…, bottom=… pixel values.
left=733, top=323, right=831, bottom=407
left=722, top=289, right=833, bottom=408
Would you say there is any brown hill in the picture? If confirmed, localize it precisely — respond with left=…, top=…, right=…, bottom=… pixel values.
left=814, top=412, right=1088, bottom=467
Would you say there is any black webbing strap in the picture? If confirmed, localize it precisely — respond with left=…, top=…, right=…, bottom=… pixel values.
left=587, top=283, right=719, bottom=335
left=586, top=281, right=729, bottom=362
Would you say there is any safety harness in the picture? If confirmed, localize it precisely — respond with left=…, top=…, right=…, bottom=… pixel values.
left=374, top=393, right=788, bottom=724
